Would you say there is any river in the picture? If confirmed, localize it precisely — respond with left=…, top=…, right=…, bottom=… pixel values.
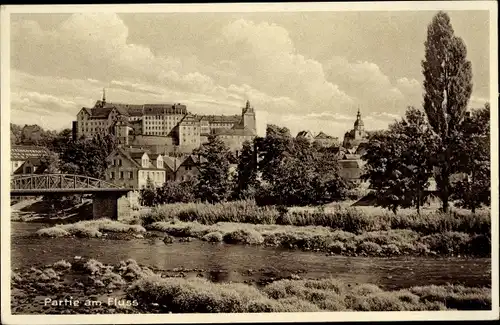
left=11, top=222, right=491, bottom=290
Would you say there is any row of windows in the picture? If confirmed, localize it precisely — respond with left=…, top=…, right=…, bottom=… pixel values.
left=110, top=171, right=134, bottom=180
left=80, top=128, right=106, bottom=133
left=111, top=159, right=122, bottom=166
left=145, top=115, right=182, bottom=120
left=140, top=170, right=164, bottom=180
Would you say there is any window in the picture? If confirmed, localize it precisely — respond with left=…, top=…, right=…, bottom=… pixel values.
left=120, top=171, right=124, bottom=179
left=129, top=171, right=133, bottom=179
left=111, top=172, right=115, bottom=179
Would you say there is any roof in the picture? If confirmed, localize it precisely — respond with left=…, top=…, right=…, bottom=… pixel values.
left=163, top=156, right=184, bottom=172
left=180, top=154, right=208, bottom=166
left=143, top=103, right=187, bottom=115
left=111, top=148, right=166, bottom=170
left=83, top=101, right=188, bottom=119
left=179, top=114, right=199, bottom=124
left=315, top=131, right=334, bottom=139
left=11, top=146, right=48, bottom=160
left=111, top=148, right=141, bottom=168
left=129, top=152, right=148, bottom=159
left=297, top=130, right=313, bottom=138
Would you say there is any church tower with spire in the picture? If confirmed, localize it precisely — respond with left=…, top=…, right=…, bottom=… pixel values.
left=353, top=107, right=365, bottom=137
left=342, top=107, right=368, bottom=149
left=102, top=88, right=106, bottom=106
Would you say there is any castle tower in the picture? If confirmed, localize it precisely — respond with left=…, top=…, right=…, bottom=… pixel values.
left=242, top=100, right=256, bottom=133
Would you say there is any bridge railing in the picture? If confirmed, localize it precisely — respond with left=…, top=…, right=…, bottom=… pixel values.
left=11, top=174, right=124, bottom=191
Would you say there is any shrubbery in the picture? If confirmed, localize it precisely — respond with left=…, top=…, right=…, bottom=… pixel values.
left=141, top=201, right=490, bottom=237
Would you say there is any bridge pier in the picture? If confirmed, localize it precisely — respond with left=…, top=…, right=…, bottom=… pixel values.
left=92, top=193, right=131, bottom=221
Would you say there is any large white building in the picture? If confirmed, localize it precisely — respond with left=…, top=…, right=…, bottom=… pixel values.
left=74, top=90, right=257, bottom=153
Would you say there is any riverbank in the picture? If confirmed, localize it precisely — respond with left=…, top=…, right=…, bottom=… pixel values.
left=140, top=200, right=491, bottom=236
left=11, top=258, right=491, bottom=314
left=34, top=217, right=490, bottom=258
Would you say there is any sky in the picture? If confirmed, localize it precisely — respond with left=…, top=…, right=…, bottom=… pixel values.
left=9, top=10, right=490, bottom=138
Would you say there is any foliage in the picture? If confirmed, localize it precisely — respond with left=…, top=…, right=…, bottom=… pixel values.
left=10, top=123, right=58, bottom=146
left=48, top=128, right=73, bottom=154
left=139, top=178, right=157, bottom=207
left=193, top=135, right=232, bottom=203
left=143, top=201, right=490, bottom=236
left=125, top=272, right=490, bottom=312
left=36, top=219, right=146, bottom=238
left=235, top=140, right=259, bottom=199
left=156, top=179, right=196, bottom=204
left=255, top=125, right=349, bottom=206
left=147, top=212, right=490, bottom=257
left=421, top=11, right=473, bottom=212
left=38, top=151, right=60, bottom=174
left=362, top=107, right=436, bottom=214
left=59, top=133, right=117, bottom=179
left=451, top=103, right=491, bottom=212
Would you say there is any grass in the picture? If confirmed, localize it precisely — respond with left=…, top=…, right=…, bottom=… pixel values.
left=127, top=273, right=491, bottom=312
left=147, top=220, right=488, bottom=257
left=36, top=219, right=146, bottom=238
left=12, top=258, right=491, bottom=313
left=140, top=200, right=490, bottom=236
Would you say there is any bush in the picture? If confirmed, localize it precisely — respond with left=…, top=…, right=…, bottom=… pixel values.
left=223, top=229, right=264, bottom=245
left=202, top=231, right=224, bottom=242
left=83, top=259, right=105, bottom=275
left=328, top=241, right=345, bottom=254
left=141, top=201, right=490, bottom=237
left=420, top=232, right=471, bottom=255
left=52, top=260, right=72, bottom=270
left=357, top=241, right=383, bottom=255
left=36, top=227, right=70, bottom=238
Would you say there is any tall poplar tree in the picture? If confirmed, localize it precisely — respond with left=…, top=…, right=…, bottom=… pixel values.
left=421, top=11, right=473, bottom=212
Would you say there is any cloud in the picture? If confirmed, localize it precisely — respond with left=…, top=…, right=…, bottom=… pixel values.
left=215, top=19, right=355, bottom=115
left=10, top=13, right=485, bottom=138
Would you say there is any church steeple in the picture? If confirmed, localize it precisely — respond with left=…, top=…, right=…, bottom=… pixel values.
left=354, top=107, right=364, bottom=131
left=102, top=88, right=106, bottom=106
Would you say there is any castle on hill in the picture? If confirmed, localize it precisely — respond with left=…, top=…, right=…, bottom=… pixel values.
left=73, top=90, right=257, bottom=154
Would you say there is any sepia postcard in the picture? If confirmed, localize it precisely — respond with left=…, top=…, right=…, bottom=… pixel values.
left=1, top=1, right=498, bottom=324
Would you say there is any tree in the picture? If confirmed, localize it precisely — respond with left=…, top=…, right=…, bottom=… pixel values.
left=139, top=177, right=157, bottom=207
left=451, top=103, right=490, bottom=212
left=255, top=127, right=349, bottom=206
left=194, top=135, right=232, bottom=203
left=257, top=124, right=294, bottom=184
left=235, top=140, right=258, bottom=199
left=362, top=107, right=435, bottom=214
left=155, top=179, right=196, bottom=204
left=49, top=128, right=73, bottom=154
left=59, top=134, right=117, bottom=179
left=38, top=151, right=60, bottom=174
left=421, top=11, right=473, bottom=212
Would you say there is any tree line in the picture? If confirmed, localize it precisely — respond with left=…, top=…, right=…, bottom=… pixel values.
left=140, top=130, right=353, bottom=207
left=362, top=11, right=490, bottom=214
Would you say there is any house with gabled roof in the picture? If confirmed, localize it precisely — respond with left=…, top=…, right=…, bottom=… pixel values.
left=314, top=131, right=340, bottom=148
left=10, top=145, right=50, bottom=175
left=296, top=130, right=315, bottom=142
left=105, top=148, right=166, bottom=189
